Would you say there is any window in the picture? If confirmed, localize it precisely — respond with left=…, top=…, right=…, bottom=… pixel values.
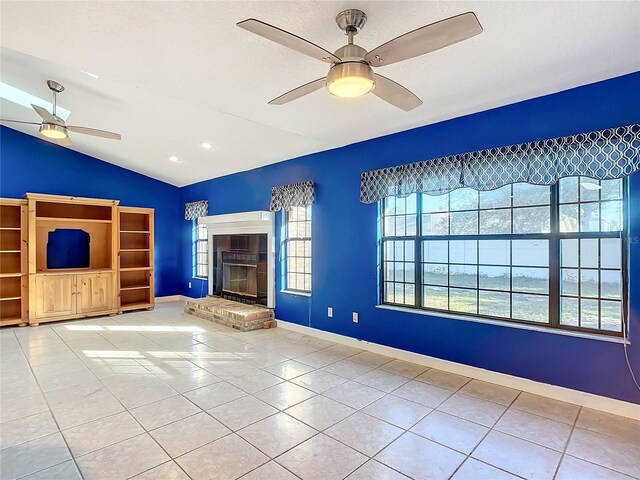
left=380, top=177, right=627, bottom=336
left=193, top=222, right=208, bottom=278
left=284, top=206, right=311, bottom=292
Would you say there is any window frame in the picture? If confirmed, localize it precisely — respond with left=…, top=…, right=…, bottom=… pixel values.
left=284, top=205, right=312, bottom=294
left=193, top=221, right=208, bottom=280
left=379, top=179, right=628, bottom=338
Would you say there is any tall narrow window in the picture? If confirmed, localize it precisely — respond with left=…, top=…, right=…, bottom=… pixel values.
left=285, top=206, right=311, bottom=292
left=193, top=221, right=208, bottom=279
left=380, top=177, right=627, bottom=336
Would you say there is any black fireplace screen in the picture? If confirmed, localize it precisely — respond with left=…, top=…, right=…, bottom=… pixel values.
left=212, top=234, right=267, bottom=305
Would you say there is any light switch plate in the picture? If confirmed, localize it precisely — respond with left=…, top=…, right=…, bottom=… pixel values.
left=188, top=282, right=192, bottom=289
left=352, top=312, right=359, bottom=323
left=328, top=307, right=333, bottom=317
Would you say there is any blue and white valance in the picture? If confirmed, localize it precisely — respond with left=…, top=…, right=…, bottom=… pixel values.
left=185, top=200, right=208, bottom=220
left=270, top=181, right=315, bottom=212
left=360, top=124, right=640, bottom=204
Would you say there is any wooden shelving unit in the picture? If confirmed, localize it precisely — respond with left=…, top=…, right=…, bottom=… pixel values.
left=118, top=207, right=154, bottom=312
left=27, top=193, right=119, bottom=325
left=0, top=199, right=28, bottom=326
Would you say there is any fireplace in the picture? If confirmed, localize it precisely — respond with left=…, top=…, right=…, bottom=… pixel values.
left=212, top=235, right=268, bottom=305
left=198, top=211, right=275, bottom=308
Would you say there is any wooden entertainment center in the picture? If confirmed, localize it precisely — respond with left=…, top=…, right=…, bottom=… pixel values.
left=0, top=193, right=154, bottom=326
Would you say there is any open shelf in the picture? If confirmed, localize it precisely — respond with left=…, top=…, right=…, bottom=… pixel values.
left=0, top=227, right=21, bottom=231
left=0, top=317, right=24, bottom=327
left=0, top=252, right=22, bottom=273
left=36, top=201, right=112, bottom=221
left=120, top=250, right=150, bottom=269
left=120, top=288, right=152, bottom=310
left=119, top=301, right=153, bottom=312
left=120, top=212, right=149, bottom=232
left=120, top=285, right=151, bottom=291
left=0, top=276, right=21, bottom=298
left=0, top=273, right=22, bottom=278
left=120, top=232, right=150, bottom=250
left=0, top=204, right=21, bottom=229
left=0, top=296, right=21, bottom=301
left=0, top=230, right=20, bottom=251
left=36, top=217, right=111, bottom=224
left=120, top=269, right=151, bottom=288
left=0, top=298, right=22, bottom=320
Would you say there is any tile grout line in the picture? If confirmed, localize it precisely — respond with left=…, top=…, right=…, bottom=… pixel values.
left=551, top=405, right=581, bottom=480
left=11, top=323, right=89, bottom=480
left=455, top=389, right=528, bottom=480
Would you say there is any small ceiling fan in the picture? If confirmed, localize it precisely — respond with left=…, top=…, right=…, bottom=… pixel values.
left=0, top=80, right=121, bottom=146
left=237, top=9, right=482, bottom=111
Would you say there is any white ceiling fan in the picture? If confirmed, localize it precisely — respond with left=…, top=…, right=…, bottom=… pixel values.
left=0, top=80, right=121, bottom=146
left=238, top=9, right=483, bottom=111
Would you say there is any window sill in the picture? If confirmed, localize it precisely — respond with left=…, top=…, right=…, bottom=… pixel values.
left=192, top=277, right=207, bottom=281
left=375, top=304, right=629, bottom=345
left=281, top=290, right=311, bottom=298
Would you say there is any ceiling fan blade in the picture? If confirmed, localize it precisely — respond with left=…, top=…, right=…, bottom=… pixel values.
left=238, top=19, right=340, bottom=64
left=269, top=78, right=326, bottom=105
left=365, top=12, right=482, bottom=67
left=52, top=137, right=72, bottom=147
left=372, top=74, right=422, bottom=111
left=0, top=119, right=41, bottom=126
left=66, top=125, right=121, bottom=140
left=31, top=104, right=58, bottom=124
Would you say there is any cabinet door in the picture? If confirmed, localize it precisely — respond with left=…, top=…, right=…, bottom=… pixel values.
left=77, top=273, right=113, bottom=314
left=34, top=275, right=75, bottom=318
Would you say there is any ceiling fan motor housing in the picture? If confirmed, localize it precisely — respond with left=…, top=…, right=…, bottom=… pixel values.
left=335, top=44, right=367, bottom=62
left=327, top=44, right=375, bottom=97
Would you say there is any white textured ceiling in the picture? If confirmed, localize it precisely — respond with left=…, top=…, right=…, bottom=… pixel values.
left=1, top=1, right=638, bottom=186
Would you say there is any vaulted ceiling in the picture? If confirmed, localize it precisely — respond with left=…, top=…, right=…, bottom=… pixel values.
left=1, top=1, right=638, bottom=186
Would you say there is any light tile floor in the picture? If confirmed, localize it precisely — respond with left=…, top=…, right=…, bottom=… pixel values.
left=0, top=302, right=638, bottom=480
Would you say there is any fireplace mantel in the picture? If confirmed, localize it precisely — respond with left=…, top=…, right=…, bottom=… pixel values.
left=198, top=211, right=275, bottom=308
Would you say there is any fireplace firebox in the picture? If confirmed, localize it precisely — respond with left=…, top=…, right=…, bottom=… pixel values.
left=212, top=234, right=267, bottom=305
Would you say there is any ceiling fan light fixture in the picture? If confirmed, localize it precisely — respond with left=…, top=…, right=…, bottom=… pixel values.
left=326, top=62, right=374, bottom=98
left=39, top=123, right=68, bottom=139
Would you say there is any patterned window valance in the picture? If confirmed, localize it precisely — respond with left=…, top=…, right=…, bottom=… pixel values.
left=270, top=181, right=316, bottom=212
left=360, top=124, right=640, bottom=204
left=185, top=200, right=208, bottom=220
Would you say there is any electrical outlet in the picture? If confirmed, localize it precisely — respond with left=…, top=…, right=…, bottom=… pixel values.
left=188, top=282, right=192, bottom=289
left=352, top=312, right=359, bottom=323
left=327, top=307, right=333, bottom=318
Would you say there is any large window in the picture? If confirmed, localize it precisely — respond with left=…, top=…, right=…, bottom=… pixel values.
left=381, top=177, right=627, bottom=336
left=285, top=206, right=311, bottom=292
left=193, top=221, right=208, bottom=279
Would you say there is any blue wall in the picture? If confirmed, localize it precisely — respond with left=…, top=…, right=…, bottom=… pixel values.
left=2, top=73, right=638, bottom=403
left=0, top=127, right=182, bottom=297
left=181, top=72, right=640, bottom=404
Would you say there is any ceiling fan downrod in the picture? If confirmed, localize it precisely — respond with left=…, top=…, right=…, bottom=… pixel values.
left=335, top=9, right=367, bottom=45
left=47, top=80, right=64, bottom=117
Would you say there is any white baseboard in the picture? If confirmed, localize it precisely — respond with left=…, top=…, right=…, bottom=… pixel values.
left=156, top=295, right=190, bottom=303
left=276, top=319, right=640, bottom=420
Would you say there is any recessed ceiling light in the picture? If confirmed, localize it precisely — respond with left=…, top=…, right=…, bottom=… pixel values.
left=168, top=155, right=182, bottom=163
left=81, top=71, right=99, bottom=79
left=200, top=141, right=213, bottom=150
